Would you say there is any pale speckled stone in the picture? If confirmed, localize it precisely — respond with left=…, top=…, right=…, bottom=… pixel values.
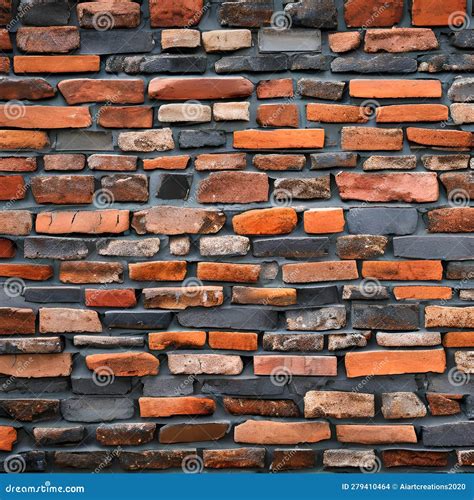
left=376, top=331, right=441, bottom=347
left=381, top=392, right=427, bottom=419
left=327, top=332, right=370, bottom=351
left=323, top=449, right=377, bottom=468
left=199, top=235, right=250, bottom=256
left=169, top=236, right=190, bottom=256
left=213, top=102, right=250, bottom=121
left=168, top=354, right=243, bottom=375
left=158, top=104, right=211, bottom=123
left=161, top=29, right=201, bottom=50
left=455, top=351, right=474, bottom=373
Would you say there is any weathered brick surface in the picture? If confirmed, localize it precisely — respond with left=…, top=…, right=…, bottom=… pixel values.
left=0, top=0, right=469, bottom=474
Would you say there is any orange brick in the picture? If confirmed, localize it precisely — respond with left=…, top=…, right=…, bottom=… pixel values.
left=86, top=352, right=159, bottom=377
left=128, top=261, right=187, bottom=281
left=139, top=397, right=215, bottom=417
left=376, top=104, right=448, bottom=122
left=341, top=127, right=403, bottom=151
left=362, top=261, right=443, bottom=281
left=412, top=0, right=467, bottom=26
left=14, top=55, right=100, bottom=73
left=234, top=129, right=324, bottom=149
left=208, top=331, right=258, bottom=351
left=443, top=331, right=474, bottom=347
left=256, top=104, right=299, bottom=128
left=257, top=79, right=294, bottom=98
left=282, top=261, right=358, bottom=284
left=307, top=103, right=368, bottom=123
left=0, top=263, right=52, bottom=281
left=85, top=289, right=137, bottom=308
left=336, top=425, right=417, bottom=444
left=232, top=207, right=297, bottom=235
left=304, top=208, right=345, bottom=234
left=197, top=262, right=260, bottom=283
left=394, top=286, right=452, bottom=300
left=143, top=156, right=190, bottom=170
left=148, top=331, right=206, bottom=350
left=407, top=127, right=472, bottom=148
left=349, top=79, right=442, bottom=98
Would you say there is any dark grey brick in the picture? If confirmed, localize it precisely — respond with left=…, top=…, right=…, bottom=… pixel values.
left=0, top=337, right=63, bottom=354
left=142, top=376, right=194, bottom=397
left=297, top=78, right=345, bottom=100
left=215, top=55, right=289, bottom=73
left=446, top=262, right=474, bottom=280
left=20, top=0, right=70, bottom=25
left=452, top=30, right=474, bottom=48
left=332, top=55, right=417, bottom=73
left=448, top=77, right=474, bottom=102
left=81, top=30, right=155, bottom=55
left=285, top=0, right=338, bottom=29
left=156, top=174, right=193, bottom=200
left=218, top=1, right=273, bottom=27
left=419, top=54, right=474, bottom=72
left=56, top=131, right=113, bottom=151
left=178, top=130, right=226, bottom=149
left=202, top=378, right=285, bottom=396
left=422, top=422, right=474, bottom=447
left=310, top=152, right=357, bottom=169
left=0, top=378, right=68, bottom=393
left=178, top=307, right=278, bottom=330
left=352, top=304, right=419, bottom=331
left=61, top=398, right=134, bottom=422
left=394, top=236, right=474, bottom=260
left=24, top=237, right=89, bottom=260
left=71, top=377, right=132, bottom=396
left=73, top=336, right=144, bottom=349
left=23, top=286, right=82, bottom=303
left=252, top=237, right=329, bottom=259
left=296, top=286, right=340, bottom=307
left=291, top=54, right=332, bottom=71
left=347, top=208, right=418, bottom=235
left=0, top=451, right=46, bottom=472
left=54, top=452, right=112, bottom=470
left=103, top=311, right=172, bottom=330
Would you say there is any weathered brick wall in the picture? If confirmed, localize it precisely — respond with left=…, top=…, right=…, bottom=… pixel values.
left=0, top=0, right=471, bottom=473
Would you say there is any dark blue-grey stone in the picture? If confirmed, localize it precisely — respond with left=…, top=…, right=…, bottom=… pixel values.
left=352, top=304, right=419, bottom=331
left=252, top=237, right=329, bottom=259
left=285, top=0, right=338, bottom=29
left=202, top=378, right=285, bottom=396
left=0, top=451, right=46, bottom=472
left=56, top=131, right=113, bottom=152
left=428, top=374, right=474, bottom=393
left=0, top=337, right=63, bottom=354
left=106, top=55, right=207, bottom=74
left=291, top=54, right=332, bottom=71
left=446, top=261, right=474, bottom=280
left=311, top=152, right=357, bottom=169
left=73, top=335, right=144, bottom=349
left=215, top=55, right=289, bottom=73
left=20, top=0, right=70, bottom=26
left=419, top=54, right=474, bottom=72
left=452, top=30, right=474, bottom=49
left=465, top=395, right=474, bottom=419
left=296, top=286, right=339, bottom=307
left=178, top=307, right=278, bottom=331
left=258, top=28, right=321, bottom=52
left=394, top=236, right=474, bottom=260
left=347, top=207, right=419, bottom=235
left=24, top=286, right=82, bottom=303
left=71, top=377, right=132, bottom=396
left=422, top=422, right=474, bottom=447
left=297, top=78, right=345, bottom=100
left=61, top=398, right=134, bottom=422
left=81, top=30, right=155, bottom=55
left=142, top=376, right=194, bottom=397
left=103, top=311, right=172, bottom=330
left=0, top=377, right=68, bottom=393
left=24, top=237, right=89, bottom=260
left=156, top=174, right=193, bottom=200
left=332, top=55, right=417, bottom=73
left=178, top=130, right=226, bottom=149
left=448, top=77, right=474, bottom=102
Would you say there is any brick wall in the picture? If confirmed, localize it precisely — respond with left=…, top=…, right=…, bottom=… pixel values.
left=0, top=0, right=471, bottom=473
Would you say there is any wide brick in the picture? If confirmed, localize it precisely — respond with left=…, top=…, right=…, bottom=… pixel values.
left=148, top=331, right=206, bottom=350
left=341, top=127, right=403, bottom=150
left=39, top=308, right=102, bottom=333
left=86, top=353, right=159, bottom=377
left=96, top=423, right=156, bottom=446
left=17, top=27, right=79, bottom=53
left=0, top=210, right=32, bottom=235
left=282, top=261, right=358, bottom=283
left=407, top=127, right=472, bottom=148
left=253, top=154, right=305, bottom=171
left=323, top=449, right=377, bottom=469
left=143, top=156, right=190, bottom=170
left=365, top=28, right=438, bottom=52
left=362, top=260, right=443, bottom=281
left=139, top=397, right=215, bottom=417
left=440, top=172, right=474, bottom=198
left=143, top=286, right=223, bottom=310
left=197, top=172, right=268, bottom=204
left=307, top=104, right=368, bottom=123
left=234, top=129, right=324, bottom=149
left=98, top=106, right=153, bottom=129
left=336, top=425, right=417, bottom=444
left=168, top=353, right=243, bottom=375
left=425, top=306, right=474, bottom=328
left=304, top=391, right=374, bottom=419
left=158, top=103, right=211, bottom=123
left=129, top=261, right=186, bottom=281
left=14, top=55, right=100, bottom=74
left=427, top=393, right=462, bottom=416
left=0, top=130, right=49, bottom=150
left=149, top=77, right=253, bottom=100
left=262, top=333, right=323, bottom=353
left=149, top=0, right=203, bottom=27
left=118, top=129, right=175, bottom=152
left=376, top=104, right=448, bottom=122
left=274, top=177, right=330, bottom=200
left=285, top=306, right=346, bottom=331
left=412, top=0, right=467, bottom=26
left=234, top=420, right=331, bottom=445
left=344, top=0, right=403, bottom=27
left=60, top=262, right=123, bottom=284
left=336, top=235, right=388, bottom=259
left=119, top=450, right=196, bottom=471
left=0, top=156, right=36, bottom=172
left=208, top=332, right=258, bottom=351
left=254, top=355, right=337, bottom=376
left=271, top=449, right=316, bottom=471
left=44, top=154, right=85, bottom=171
left=393, top=286, right=452, bottom=300
left=203, top=448, right=265, bottom=469
left=77, top=2, right=140, bottom=29
left=0, top=353, right=72, bottom=377
left=0, top=263, right=52, bottom=281
left=0, top=307, right=35, bottom=334
left=85, top=289, right=137, bottom=308
left=336, top=172, right=439, bottom=202
left=257, top=78, right=294, bottom=98
left=381, top=392, right=427, bottom=419
left=58, top=79, right=144, bottom=105
left=32, top=175, right=94, bottom=204
left=443, top=331, right=474, bottom=347
left=352, top=304, right=419, bottom=330
left=257, top=104, right=299, bottom=128
left=213, top=102, right=250, bottom=121
left=232, top=287, right=296, bottom=306
left=36, top=210, right=129, bottom=234
left=383, top=450, right=449, bottom=467
left=345, top=349, right=446, bottom=377
left=160, top=422, right=229, bottom=444
left=304, top=208, right=345, bottom=234
left=232, top=208, right=297, bottom=235
left=195, top=153, right=246, bottom=171
left=427, top=207, right=474, bottom=233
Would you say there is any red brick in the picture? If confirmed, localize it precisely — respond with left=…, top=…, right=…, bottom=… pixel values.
left=129, top=261, right=187, bottom=281
left=336, top=425, right=417, bottom=444
left=407, top=127, right=472, bottom=148
left=345, top=349, right=446, bottom=377
left=393, top=286, right=452, bottom=300
left=341, top=127, right=403, bottom=150
left=0, top=157, right=36, bottom=172
left=0, top=307, right=35, bottom=334
left=412, top=0, right=467, bottom=26
left=362, top=261, right=443, bottom=281
left=231, top=287, right=297, bottom=306
left=307, top=104, right=368, bottom=123
left=443, top=331, right=474, bottom=347
left=383, top=450, right=449, bottom=467
left=208, top=331, right=258, bottom=351
left=328, top=32, right=361, bottom=53
left=0, top=353, right=72, bottom=378
left=256, top=104, right=299, bottom=128
left=253, top=154, right=305, bottom=171
left=0, top=0, right=11, bottom=26
left=98, top=106, right=153, bottom=128
left=195, top=153, right=246, bottom=171
left=0, top=238, right=14, bottom=258
left=376, top=104, right=448, bottom=123
left=427, top=207, right=474, bottom=233
left=0, top=29, right=11, bottom=51
left=304, top=208, right=345, bottom=234
left=349, top=79, right=442, bottom=98
left=0, top=264, right=52, bottom=281
left=426, top=393, right=462, bottom=416
left=364, top=28, right=438, bottom=52
left=336, top=172, right=439, bottom=202
left=257, top=78, right=294, bottom=98
left=232, top=207, right=297, bottom=236
left=0, top=175, right=25, bottom=200
left=149, top=77, right=253, bottom=100
left=234, top=129, right=324, bottom=149
left=85, top=289, right=137, bottom=308
left=0, top=130, right=49, bottom=150
left=14, top=56, right=100, bottom=74
left=149, top=0, right=204, bottom=27
left=58, top=79, right=145, bottom=105
left=197, top=262, right=260, bottom=283
left=143, top=156, right=190, bottom=170
left=344, top=0, right=403, bottom=27
left=0, top=56, right=8, bottom=74
left=77, top=1, right=140, bottom=28
left=148, top=331, right=206, bottom=350
left=139, top=397, right=215, bottom=417
left=197, top=172, right=268, bottom=204
left=32, top=175, right=94, bottom=204
left=86, top=352, right=159, bottom=377
left=16, top=27, right=80, bottom=54
left=254, top=355, right=337, bottom=376
left=43, top=154, right=85, bottom=171
left=282, top=261, right=358, bottom=284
